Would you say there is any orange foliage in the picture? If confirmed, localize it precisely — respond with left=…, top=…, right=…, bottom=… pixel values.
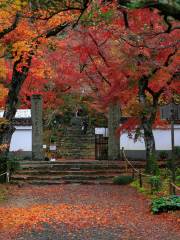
left=0, top=84, right=8, bottom=108
left=0, top=185, right=179, bottom=239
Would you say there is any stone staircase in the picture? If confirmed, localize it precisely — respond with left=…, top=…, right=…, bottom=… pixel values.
left=10, top=159, right=166, bottom=185
left=58, top=117, right=95, bottom=159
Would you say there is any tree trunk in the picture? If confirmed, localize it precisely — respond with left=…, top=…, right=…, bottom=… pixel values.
left=0, top=55, right=32, bottom=155
left=118, top=0, right=180, bottom=20
left=141, top=119, right=156, bottom=171
left=138, top=76, right=159, bottom=173
left=108, top=102, right=121, bottom=160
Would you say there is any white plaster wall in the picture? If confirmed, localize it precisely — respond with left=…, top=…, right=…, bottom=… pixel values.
left=9, top=125, right=180, bottom=152
left=95, top=125, right=180, bottom=150
left=10, top=126, right=32, bottom=152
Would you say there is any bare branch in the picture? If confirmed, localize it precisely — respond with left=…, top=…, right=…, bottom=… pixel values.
left=88, top=31, right=110, bottom=67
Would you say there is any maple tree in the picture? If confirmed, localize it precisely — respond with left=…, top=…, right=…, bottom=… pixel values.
left=0, top=0, right=179, bottom=170
left=114, top=7, right=179, bottom=170
left=0, top=0, right=100, bottom=152
left=61, top=4, right=179, bottom=168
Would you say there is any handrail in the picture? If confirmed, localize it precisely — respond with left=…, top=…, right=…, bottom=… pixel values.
left=122, top=147, right=152, bottom=177
left=0, top=171, right=10, bottom=182
left=121, top=147, right=180, bottom=194
left=170, top=182, right=180, bottom=191
left=0, top=172, right=7, bottom=177
left=122, top=147, right=139, bottom=173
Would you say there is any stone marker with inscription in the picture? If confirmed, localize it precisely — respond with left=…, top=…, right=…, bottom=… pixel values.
left=31, top=95, right=43, bottom=160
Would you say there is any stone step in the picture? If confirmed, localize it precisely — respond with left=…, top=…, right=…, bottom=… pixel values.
left=59, top=155, right=95, bottom=159
left=19, top=161, right=161, bottom=167
left=61, top=128, right=94, bottom=133
left=19, top=160, right=111, bottom=164
left=61, top=135, right=94, bottom=138
left=60, top=136, right=95, bottom=139
left=10, top=179, right=113, bottom=185
left=14, top=169, right=126, bottom=175
left=17, top=161, right=165, bottom=169
left=18, top=164, right=126, bottom=171
left=17, top=161, right=165, bottom=170
left=59, top=152, right=95, bottom=156
left=59, top=145, right=95, bottom=149
left=11, top=159, right=166, bottom=185
left=11, top=174, right=117, bottom=181
left=18, top=160, right=147, bottom=165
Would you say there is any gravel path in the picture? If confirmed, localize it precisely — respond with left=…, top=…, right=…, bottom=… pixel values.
left=0, top=184, right=179, bottom=240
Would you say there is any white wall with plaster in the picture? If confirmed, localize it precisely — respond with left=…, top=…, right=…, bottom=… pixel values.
left=10, top=126, right=32, bottom=152
left=95, top=125, right=180, bottom=150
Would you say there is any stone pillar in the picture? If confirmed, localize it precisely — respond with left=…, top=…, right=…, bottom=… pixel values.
left=31, top=94, right=43, bottom=160
left=108, top=102, right=121, bottom=160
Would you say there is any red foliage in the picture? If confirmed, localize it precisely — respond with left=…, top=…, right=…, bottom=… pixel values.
left=0, top=185, right=179, bottom=240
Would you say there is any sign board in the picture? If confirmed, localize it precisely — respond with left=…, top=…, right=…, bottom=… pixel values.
left=49, top=145, right=57, bottom=151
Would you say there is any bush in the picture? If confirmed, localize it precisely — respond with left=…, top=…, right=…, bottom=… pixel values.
left=50, top=135, right=57, bottom=143
left=146, top=153, right=159, bottom=175
left=0, top=155, right=21, bottom=183
left=159, top=151, right=168, bottom=160
left=176, top=175, right=180, bottom=184
left=0, top=156, right=7, bottom=183
left=160, top=168, right=171, bottom=179
left=176, top=168, right=180, bottom=176
left=174, top=146, right=180, bottom=159
left=149, top=176, right=162, bottom=193
left=131, top=179, right=147, bottom=194
left=7, top=156, right=20, bottom=173
left=113, top=175, right=133, bottom=185
left=151, top=195, right=180, bottom=214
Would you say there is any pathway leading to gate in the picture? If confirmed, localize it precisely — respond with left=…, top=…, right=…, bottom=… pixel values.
left=0, top=185, right=179, bottom=240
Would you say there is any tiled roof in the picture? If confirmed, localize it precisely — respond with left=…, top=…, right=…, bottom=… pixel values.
left=0, top=109, right=31, bottom=118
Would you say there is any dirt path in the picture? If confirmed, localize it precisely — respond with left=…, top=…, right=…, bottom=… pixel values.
left=0, top=184, right=179, bottom=240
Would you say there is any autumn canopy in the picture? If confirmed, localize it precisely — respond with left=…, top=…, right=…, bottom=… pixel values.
left=0, top=0, right=179, bottom=169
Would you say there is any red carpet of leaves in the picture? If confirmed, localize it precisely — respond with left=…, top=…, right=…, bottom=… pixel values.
left=0, top=184, right=179, bottom=240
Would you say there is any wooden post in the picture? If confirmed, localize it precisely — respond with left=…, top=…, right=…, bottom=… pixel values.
left=132, top=168, right=135, bottom=179
left=150, top=183, right=153, bottom=194
left=6, top=171, right=10, bottom=183
left=139, top=170, right=142, bottom=188
left=171, top=108, right=176, bottom=195
left=169, top=180, right=172, bottom=195
left=125, top=161, right=128, bottom=173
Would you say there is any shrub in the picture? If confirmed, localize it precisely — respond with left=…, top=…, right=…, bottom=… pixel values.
left=0, top=155, right=20, bottom=183
left=174, top=146, right=180, bottom=159
left=50, top=135, right=57, bottom=143
left=159, top=151, right=168, bottom=160
left=151, top=195, right=180, bottom=214
left=176, top=168, right=180, bottom=176
left=160, top=168, right=171, bottom=178
left=146, top=153, right=159, bottom=175
left=0, top=186, right=8, bottom=202
left=131, top=180, right=147, bottom=194
left=113, top=175, right=133, bottom=185
left=0, top=156, right=7, bottom=183
left=7, top=156, right=20, bottom=173
left=176, top=175, right=180, bottom=184
left=149, top=176, right=162, bottom=193
left=166, top=158, right=176, bottom=170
